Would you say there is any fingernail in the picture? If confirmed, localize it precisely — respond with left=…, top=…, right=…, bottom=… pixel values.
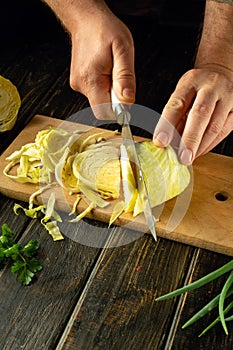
left=154, top=131, right=169, bottom=147
left=179, top=149, right=193, bottom=165
left=122, top=88, right=134, bottom=100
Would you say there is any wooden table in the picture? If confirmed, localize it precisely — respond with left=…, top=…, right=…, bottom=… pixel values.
left=1, top=2, right=233, bottom=349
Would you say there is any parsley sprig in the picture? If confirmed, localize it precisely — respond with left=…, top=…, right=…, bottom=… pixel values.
left=0, top=224, right=42, bottom=285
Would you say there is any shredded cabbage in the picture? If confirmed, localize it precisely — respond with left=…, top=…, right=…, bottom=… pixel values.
left=69, top=202, right=96, bottom=223
left=4, top=125, right=191, bottom=236
left=109, top=200, right=125, bottom=227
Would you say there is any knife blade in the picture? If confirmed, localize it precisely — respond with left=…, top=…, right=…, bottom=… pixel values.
left=111, top=89, right=157, bottom=241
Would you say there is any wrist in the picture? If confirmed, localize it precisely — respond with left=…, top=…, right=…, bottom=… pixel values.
left=43, top=0, right=110, bottom=34
left=195, top=0, right=233, bottom=72
left=194, top=63, right=233, bottom=82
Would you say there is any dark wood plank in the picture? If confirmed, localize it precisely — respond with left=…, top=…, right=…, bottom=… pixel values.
left=170, top=250, right=233, bottom=349
left=0, top=195, right=30, bottom=239
left=53, top=14, right=233, bottom=350
left=0, top=5, right=72, bottom=154
left=0, top=2, right=232, bottom=350
left=36, top=68, right=89, bottom=120
left=0, top=41, right=69, bottom=153
left=0, top=9, right=103, bottom=347
left=56, top=233, right=195, bottom=350
left=57, top=239, right=233, bottom=350
left=0, top=219, right=104, bottom=350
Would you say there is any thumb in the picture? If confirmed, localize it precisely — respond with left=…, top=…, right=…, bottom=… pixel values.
left=112, top=36, right=136, bottom=104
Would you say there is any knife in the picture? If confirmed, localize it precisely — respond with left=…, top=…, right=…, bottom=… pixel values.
left=111, top=88, right=157, bottom=241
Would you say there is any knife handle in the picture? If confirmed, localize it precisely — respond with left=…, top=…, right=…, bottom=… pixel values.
left=111, top=88, right=131, bottom=125
left=111, top=88, right=120, bottom=109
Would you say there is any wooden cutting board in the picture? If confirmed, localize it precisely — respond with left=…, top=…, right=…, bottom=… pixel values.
left=0, top=115, right=233, bottom=255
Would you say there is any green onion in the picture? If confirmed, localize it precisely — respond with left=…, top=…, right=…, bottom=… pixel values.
left=219, top=270, right=233, bottom=335
left=199, top=300, right=233, bottom=337
left=156, top=260, right=233, bottom=336
left=182, top=286, right=233, bottom=329
left=156, top=260, right=233, bottom=301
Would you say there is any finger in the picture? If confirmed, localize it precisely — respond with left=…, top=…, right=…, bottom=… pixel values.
left=92, top=100, right=116, bottom=120
left=153, top=84, right=196, bottom=147
left=87, top=78, right=116, bottom=120
left=197, top=110, right=233, bottom=156
left=70, top=43, right=116, bottom=119
left=170, top=114, right=188, bottom=149
left=112, top=34, right=136, bottom=104
left=195, top=100, right=229, bottom=157
left=178, top=88, right=218, bottom=164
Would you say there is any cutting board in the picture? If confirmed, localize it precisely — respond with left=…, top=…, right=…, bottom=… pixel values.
left=0, top=115, right=233, bottom=255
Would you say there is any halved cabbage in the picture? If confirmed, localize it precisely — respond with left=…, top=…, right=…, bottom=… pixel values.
left=0, top=76, right=21, bottom=132
left=75, top=144, right=121, bottom=199
left=133, top=142, right=190, bottom=216
left=4, top=126, right=191, bottom=238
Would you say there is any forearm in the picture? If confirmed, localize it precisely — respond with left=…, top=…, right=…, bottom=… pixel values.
left=42, top=0, right=110, bottom=33
left=195, top=0, right=233, bottom=74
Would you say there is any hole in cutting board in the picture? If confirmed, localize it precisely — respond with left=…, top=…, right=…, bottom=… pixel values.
left=214, top=192, right=229, bottom=201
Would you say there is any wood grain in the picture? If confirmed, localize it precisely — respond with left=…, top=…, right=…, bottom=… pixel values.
left=0, top=219, right=102, bottom=350
left=1, top=6, right=233, bottom=350
left=57, top=235, right=196, bottom=350
left=0, top=114, right=232, bottom=255
left=171, top=250, right=232, bottom=349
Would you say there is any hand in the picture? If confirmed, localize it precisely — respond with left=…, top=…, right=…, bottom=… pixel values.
left=69, top=7, right=136, bottom=119
left=153, top=65, right=233, bottom=164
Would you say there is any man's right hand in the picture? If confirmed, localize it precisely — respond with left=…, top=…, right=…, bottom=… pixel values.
left=43, top=0, right=136, bottom=119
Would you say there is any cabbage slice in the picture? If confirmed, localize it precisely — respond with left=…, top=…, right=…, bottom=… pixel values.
left=109, top=200, right=125, bottom=227
left=133, top=142, right=191, bottom=216
left=4, top=126, right=191, bottom=235
left=72, top=144, right=121, bottom=200
left=120, top=144, right=138, bottom=213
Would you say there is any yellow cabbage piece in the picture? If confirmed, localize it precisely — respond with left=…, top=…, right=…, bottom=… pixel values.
left=109, top=200, right=125, bottom=227
left=120, top=144, right=138, bottom=213
left=4, top=126, right=191, bottom=234
left=4, top=143, right=42, bottom=184
left=95, top=157, right=121, bottom=199
left=133, top=142, right=191, bottom=216
left=0, top=76, right=21, bottom=132
left=72, top=144, right=121, bottom=200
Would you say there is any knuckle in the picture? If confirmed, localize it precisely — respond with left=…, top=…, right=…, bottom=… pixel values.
left=166, top=96, right=186, bottom=112
left=78, top=68, right=91, bottom=87
left=70, top=67, right=96, bottom=93
left=208, top=121, right=223, bottom=135
left=193, top=103, right=210, bottom=115
left=192, top=103, right=212, bottom=117
left=113, top=33, right=133, bottom=54
left=69, top=77, right=79, bottom=92
left=183, top=133, right=200, bottom=148
left=186, top=136, right=199, bottom=146
left=219, top=125, right=230, bottom=138
left=113, top=37, right=126, bottom=53
left=177, top=69, right=198, bottom=86
left=115, top=68, right=135, bottom=82
left=227, top=80, right=233, bottom=93
left=205, top=71, right=233, bottom=92
left=69, top=70, right=83, bottom=92
left=230, top=112, right=233, bottom=131
left=206, top=71, right=220, bottom=84
left=182, top=69, right=196, bottom=81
